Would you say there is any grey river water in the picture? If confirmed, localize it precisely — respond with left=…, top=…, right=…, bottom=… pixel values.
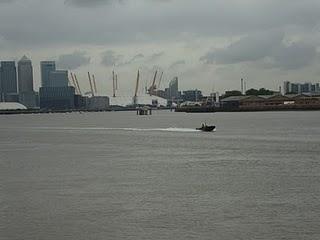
left=1, top=111, right=320, bottom=240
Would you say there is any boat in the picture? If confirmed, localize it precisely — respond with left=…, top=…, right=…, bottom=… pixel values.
left=196, top=123, right=216, bottom=132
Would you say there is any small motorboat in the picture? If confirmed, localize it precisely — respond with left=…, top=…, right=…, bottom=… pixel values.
left=196, top=124, right=216, bottom=132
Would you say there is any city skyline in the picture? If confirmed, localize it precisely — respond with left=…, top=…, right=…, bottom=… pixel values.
left=1, top=0, right=320, bottom=95
left=1, top=56, right=320, bottom=97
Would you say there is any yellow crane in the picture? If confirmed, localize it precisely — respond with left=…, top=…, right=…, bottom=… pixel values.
left=69, top=72, right=78, bottom=94
left=74, top=73, right=82, bottom=96
left=149, top=70, right=158, bottom=96
left=88, top=72, right=95, bottom=97
left=158, top=71, right=164, bottom=95
left=92, top=74, right=98, bottom=94
left=133, top=70, right=140, bottom=105
left=115, top=74, right=118, bottom=91
left=112, top=70, right=116, bottom=98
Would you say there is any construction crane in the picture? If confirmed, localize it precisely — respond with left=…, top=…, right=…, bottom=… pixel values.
left=115, top=74, right=118, bottom=91
left=69, top=72, right=78, bottom=94
left=88, top=72, right=95, bottom=97
left=157, top=71, right=164, bottom=96
left=92, top=74, right=98, bottom=94
left=148, top=70, right=158, bottom=96
left=112, top=70, right=116, bottom=98
left=74, top=74, right=82, bottom=96
left=133, top=70, right=140, bottom=105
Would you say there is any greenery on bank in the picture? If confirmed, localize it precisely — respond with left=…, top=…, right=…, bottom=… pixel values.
left=221, top=88, right=275, bottom=98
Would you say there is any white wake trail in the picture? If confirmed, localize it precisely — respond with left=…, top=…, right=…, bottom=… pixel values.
left=32, top=127, right=200, bottom=133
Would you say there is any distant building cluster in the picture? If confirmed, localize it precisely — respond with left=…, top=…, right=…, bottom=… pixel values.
left=0, top=56, right=110, bottom=111
left=156, top=77, right=204, bottom=105
left=219, top=94, right=320, bottom=111
left=0, top=57, right=37, bottom=108
left=39, top=61, right=75, bottom=109
left=283, top=81, right=320, bottom=95
left=156, top=77, right=180, bottom=100
left=1, top=56, right=320, bottom=112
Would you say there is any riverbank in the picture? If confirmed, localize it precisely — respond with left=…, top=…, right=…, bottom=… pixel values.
left=175, top=104, right=320, bottom=113
left=0, top=107, right=173, bottom=115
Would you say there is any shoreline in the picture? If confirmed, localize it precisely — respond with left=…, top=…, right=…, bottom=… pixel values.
left=1, top=106, right=320, bottom=115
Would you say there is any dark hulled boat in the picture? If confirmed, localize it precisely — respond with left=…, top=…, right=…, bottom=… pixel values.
left=196, top=124, right=216, bottom=132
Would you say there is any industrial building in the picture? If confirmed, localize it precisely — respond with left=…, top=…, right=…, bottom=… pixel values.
left=220, top=94, right=320, bottom=111
left=182, top=89, right=203, bottom=102
left=86, top=96, right=110, bottom=111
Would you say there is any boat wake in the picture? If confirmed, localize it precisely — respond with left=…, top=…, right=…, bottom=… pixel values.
left=32, top=127, right=200, bottom=133
left=120, top=127, right=200, bottom=132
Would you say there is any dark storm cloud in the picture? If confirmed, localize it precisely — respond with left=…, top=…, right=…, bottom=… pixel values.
left=64, top=0, right=169, bottom=7
left=149, top=52, right=165, bottom=62
left=64, top=0, right=120, bottom=7
left=200, top=30, right=318, bottom=70
left=1, top=0, right=320, bottom=48
left=0, top=0, right=15, bottom=3
left=101, top=50, right=124, bottom=67
left=272, top=43, right=317, bottom=70
left=121, top=53, right=145, bottom=66
left=131, top=53, right=144, bottom=61
left=169, top=60, right=186, bottom=69
left=56, top=51, right=91, bottom=70
left=101, top=51, right=146, bottom=67
left=1, top=0, right=320, bottom=92
left=200, top=31, right=284, bottom=64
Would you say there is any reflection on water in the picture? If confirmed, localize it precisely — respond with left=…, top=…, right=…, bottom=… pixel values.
left=1, top=111, right=320, bottom=240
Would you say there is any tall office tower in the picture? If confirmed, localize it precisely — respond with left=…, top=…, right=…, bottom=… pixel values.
left=40, top=61, right=56, bottom=87
left=18, top=56, right=34, bottom=93
left=283, top=81, right=291, bottom=95
left=17, top=56, right=37, bottom=108
left=169, top=77, right=179, bottom=100
left=0, top=61, right=17, bottom=94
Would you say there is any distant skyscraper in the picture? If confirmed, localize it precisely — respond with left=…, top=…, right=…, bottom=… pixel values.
left=283, top=81, right=291, bottom=95
left=17, top=56, right=37, bottom=108
left=169, top=77, right=179, bottom=100
left=0, top=61, right=17, bottom=94
left=18, top=56, right=34, bottom=93
left=41, top=61, right=56, bottom=87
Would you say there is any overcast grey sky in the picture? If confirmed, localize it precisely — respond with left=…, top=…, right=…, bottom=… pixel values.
left=1, top=0, right=320, bottom=95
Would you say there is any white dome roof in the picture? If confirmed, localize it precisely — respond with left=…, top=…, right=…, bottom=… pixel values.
left=0, top=102, right=28, bottom=110
left=110, top=94, right=167, bottom=107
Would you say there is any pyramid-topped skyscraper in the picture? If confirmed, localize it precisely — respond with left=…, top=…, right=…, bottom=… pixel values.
left=18, top=55, right=37, bottom=108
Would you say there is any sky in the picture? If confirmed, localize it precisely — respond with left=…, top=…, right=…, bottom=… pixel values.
left=1, top=0, right=320, bottom=96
